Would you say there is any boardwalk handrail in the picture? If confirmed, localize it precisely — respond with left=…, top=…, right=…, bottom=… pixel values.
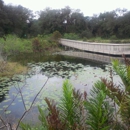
left=60, top=39, right=130, bottom=55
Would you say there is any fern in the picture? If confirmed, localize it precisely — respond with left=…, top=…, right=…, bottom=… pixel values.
left=38, top=106, right=48, bottom=130
left=38, top=80, right=87, bottom=130
left=84, top=83, right=114, bottom=130
left=102, top=57, right=130, bottom=129
left=59, top=80, right=77, bottom=129
left=112, top=59, right=130, bottom=93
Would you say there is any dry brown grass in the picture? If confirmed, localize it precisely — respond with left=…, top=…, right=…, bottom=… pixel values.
left=0, top=61, right=27, bottom=77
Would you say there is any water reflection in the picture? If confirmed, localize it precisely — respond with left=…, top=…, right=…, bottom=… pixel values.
left=8, top=52, right=106, bottom=69
left=0, top=91, right=6, bottom=103
left=55, top=51, right=130, bottom=63
left=0, top=83, right=9, bottom=103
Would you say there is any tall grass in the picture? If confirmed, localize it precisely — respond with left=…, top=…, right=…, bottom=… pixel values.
left=0, top=35, right=32, bottom=54
left=0, top=61, right=27, bottom=77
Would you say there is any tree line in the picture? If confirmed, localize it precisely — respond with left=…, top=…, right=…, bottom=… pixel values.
left=0, top=0, right=130, bottom=39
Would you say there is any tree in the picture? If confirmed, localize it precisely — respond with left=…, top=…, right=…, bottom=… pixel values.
left=39, top=8, right=63, bottom=34
left=0, top=1, right=33, bottom=37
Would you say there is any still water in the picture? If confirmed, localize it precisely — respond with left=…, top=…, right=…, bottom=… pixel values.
left=0, top=53, right=120, bottom=125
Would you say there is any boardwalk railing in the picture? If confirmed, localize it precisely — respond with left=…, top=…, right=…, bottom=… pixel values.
left=60, top=39, right=130, bottom=56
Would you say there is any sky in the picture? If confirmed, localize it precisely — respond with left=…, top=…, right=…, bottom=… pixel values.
left=3, top=0, right=130, bottom=16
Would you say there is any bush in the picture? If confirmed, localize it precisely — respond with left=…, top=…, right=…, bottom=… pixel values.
left=51, top=31, right=62, bottom=43
left=0, top=34, right=60, bottom=55
left=80, top=30, right=93, bottom=38
left=32, top=38, right=42, bottom=53
left=0, top=35, right=32, bottom=54
left=110, top=35, right=117, bottom=40
left=63, top=33, right=80, bottom=40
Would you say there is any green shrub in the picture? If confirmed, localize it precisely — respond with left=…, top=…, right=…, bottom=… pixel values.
left=0, top=34, right=60, bottom=55
left=51, top=31, right=62, bottom=43
left=32, top=38, right=42, bottom=53
left=0, top=35, right=32, bottom=54
left=84, top=81, right=114, bottom=130
left=80, top=30, right=93, bottom=39
left=83, top=37, right=87, bottom=41
left=110, top=35, right=117, bottom=40
left=63, top=33, right=80, bottom=40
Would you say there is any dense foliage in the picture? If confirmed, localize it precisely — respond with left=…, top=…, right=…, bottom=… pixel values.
left=0, top=0, right=130, bottom=39
left=0, top=33, right=61, bottom=56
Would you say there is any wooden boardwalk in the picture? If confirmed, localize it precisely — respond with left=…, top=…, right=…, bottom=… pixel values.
left=60, top=39, right=130, bottom=56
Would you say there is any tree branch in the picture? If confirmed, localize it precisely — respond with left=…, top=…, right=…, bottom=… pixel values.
left=0, top=115, right=6, bottom=127
left=4, top=82, right=26, bottom=112
left=16, top=83, right=27, bottom=111
left=16, top=77, right=49, bottom=130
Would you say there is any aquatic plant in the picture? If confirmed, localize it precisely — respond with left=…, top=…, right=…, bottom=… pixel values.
left=28, top=61, right=84, bottom=78
left=20, top=57, right=130, bottom=130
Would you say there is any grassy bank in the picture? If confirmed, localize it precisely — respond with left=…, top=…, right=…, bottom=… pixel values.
left=0, top=61, right=27, bottom=77
left=0, top=32, right=62, bottom=77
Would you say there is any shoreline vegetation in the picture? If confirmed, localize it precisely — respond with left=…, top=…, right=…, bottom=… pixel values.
left=1, top=34, right=130, bottom=130
left=0, top=32, right=130, bottom=77
left=0, top=32, right=61, bottom=55
left=0, top=31, right=62, bottom=77
left=0, top=61, right=27, bottom=77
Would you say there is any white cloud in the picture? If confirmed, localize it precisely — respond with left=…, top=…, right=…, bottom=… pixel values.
left=3, top=0, right=130, bottom=16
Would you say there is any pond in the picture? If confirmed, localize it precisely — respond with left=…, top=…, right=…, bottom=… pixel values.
left=0, top=53, right=121, bottom=126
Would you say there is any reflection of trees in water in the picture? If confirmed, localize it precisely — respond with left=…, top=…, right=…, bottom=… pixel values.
left=8, top=53, right=65, bottom=65
left=0, top=113, right=16, bottom=127
left=0, top=93, right=6, bottom=103
left=57, top=51, right=127, bottom=65
left=0, top=86, right=9, bottom=103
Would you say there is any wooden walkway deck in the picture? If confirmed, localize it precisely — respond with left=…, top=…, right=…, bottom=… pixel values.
left=60, top=39, right=130, bottom=56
